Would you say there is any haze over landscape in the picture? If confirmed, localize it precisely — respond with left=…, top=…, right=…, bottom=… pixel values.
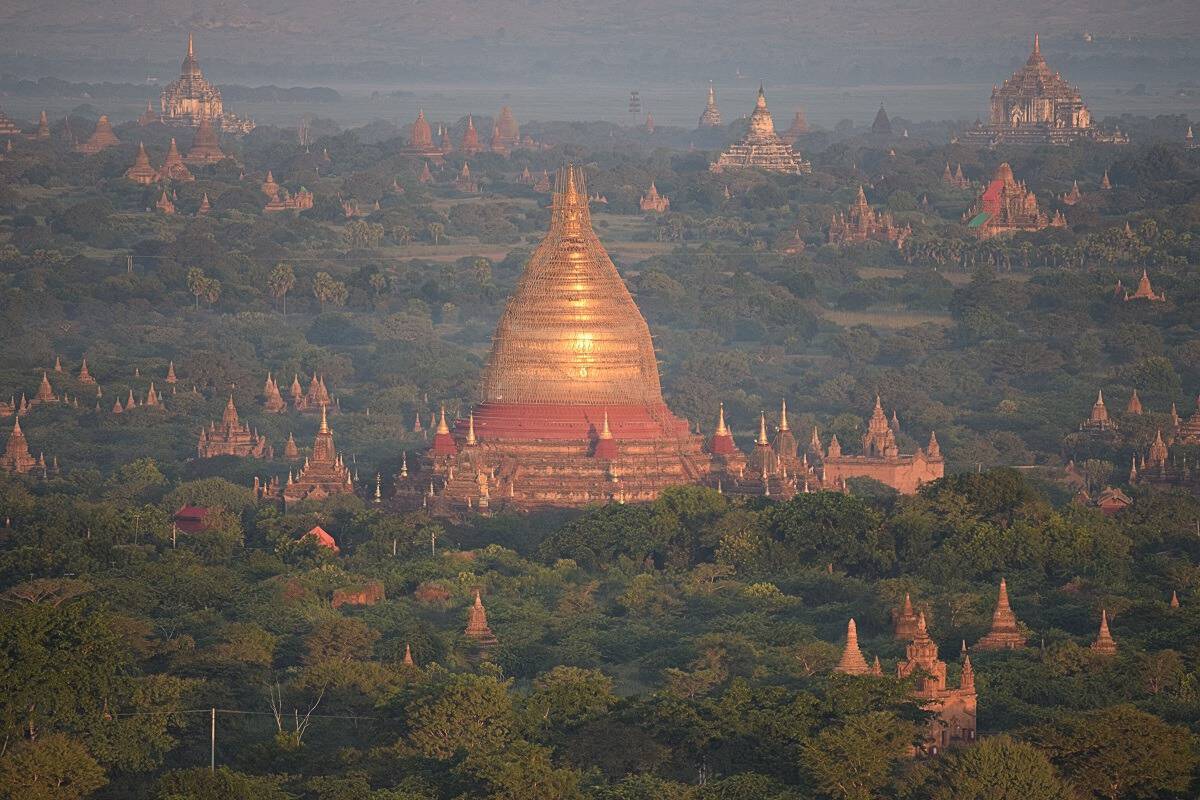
left=0, top=1, right=1199, bottom=798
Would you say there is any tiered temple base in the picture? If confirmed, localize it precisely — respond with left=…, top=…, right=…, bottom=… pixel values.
left=400, top=402, right=711, bottom=512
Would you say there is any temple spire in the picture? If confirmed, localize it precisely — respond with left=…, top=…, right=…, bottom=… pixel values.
left=466, top=413, right=477, bottom=445
left=834, top=618, right=870, bottom=675
left=716, top=403, right=729, bottom=437
left=319, top=403, right=329, bottom=434
left=779, top=399, right=789, bottom=431
left=757, top=412, right=768, bottom=446
left=188, top=32, right=194, bottom=59
left=976, top=577, right=1027, bottom=650
left=436, top=405, right=450, bottom=435
left=599, top=410, right=613, bottom=440
left=1091, top=609, right=1117, bottom=655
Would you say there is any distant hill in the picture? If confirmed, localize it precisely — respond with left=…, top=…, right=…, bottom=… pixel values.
left=1, top=0, right=1198, bottom=83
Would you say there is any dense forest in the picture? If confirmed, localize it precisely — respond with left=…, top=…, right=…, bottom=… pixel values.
left=0, top=106, right=1198, bottom=798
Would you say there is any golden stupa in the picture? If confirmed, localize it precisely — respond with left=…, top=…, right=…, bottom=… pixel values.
left=405, top=165, right=711, bottom=512
left=481, top=166, right=663, bottom=408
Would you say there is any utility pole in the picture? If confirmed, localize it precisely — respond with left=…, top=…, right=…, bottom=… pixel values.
left=210, top=708, right=216, bottom=772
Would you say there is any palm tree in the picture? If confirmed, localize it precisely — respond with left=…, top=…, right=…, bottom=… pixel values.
left=267, top=263, right=296, bottom=316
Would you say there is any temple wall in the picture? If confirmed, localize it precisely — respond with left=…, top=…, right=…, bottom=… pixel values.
left=822, top=456, right=943, bottom=494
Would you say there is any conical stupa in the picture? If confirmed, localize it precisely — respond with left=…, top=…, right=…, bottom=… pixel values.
left=125, top=143, right=159, bottom=185
left=975, top=578, right=1027, bottom=650
left=711, top=86, right=810, bottom=174
left=893, top=592, right=920, bottom=639
left=834, top=618, right=870, bottom=675
left=185, top=116, right=224, bottom=164
left=698, top=82, right=722, bottom=128
left=76, top=115, right=120, bottom=154
left=1090, top=609, right=1117, bottom=655
left=407, top=165, right=710, bottom=510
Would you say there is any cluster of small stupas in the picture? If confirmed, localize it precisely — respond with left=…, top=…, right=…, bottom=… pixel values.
left=1128, top=398, right=1200, bottom=493
left=197, top=396, right=272, bottom=459
left=638, top=181, right=670, bottom=213
left=124, top=126, right=226, bottom=187
left=833, top=580, right=1131, bottom=754
left=937, top=164, right=967, bottom=191
left=281, top=373, right=335, bottom=414
left=400, top=105, right=531, bottom=163
left=834, top=605, right=975, bottom=755
left=1060, top=180, right=1083, bottom=206
left=1116, top=269, right=1166, bottom=302
left=156, top=35, right=254, bottom=133
left=260, top=171, right=313, bottom=213
left=828, top=186, right=911, bottom=248
left=392, top=167, right=944, bottom=513
left=279, top=405, right=354, bottom=507
left=712, top=87, right=811, bottom=175
left=966, top=35, right=1126, bottom=146
left=965, top=162, right=1064, bottom=238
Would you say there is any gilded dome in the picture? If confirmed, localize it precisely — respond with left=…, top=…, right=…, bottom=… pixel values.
left=480, top=165, right=664, bottom=406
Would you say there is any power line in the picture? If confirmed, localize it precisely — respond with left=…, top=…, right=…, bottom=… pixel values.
left=109, top=707, right=379, bottom=720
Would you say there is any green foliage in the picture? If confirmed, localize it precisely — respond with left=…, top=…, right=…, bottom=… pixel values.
left=0, top=733, right=107, bottom=800
left=156, top=767, right=296, bottom=800
left=1025, top=705, right=1199, bottom=799
left=921, top=735, right=1073, bottom=800
left=798, top=711, right=916, bottom=800
left=404, top=670, right=517, bottom=759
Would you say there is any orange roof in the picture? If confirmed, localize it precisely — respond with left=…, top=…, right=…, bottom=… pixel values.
left=305, top=525, right=339, bottom=552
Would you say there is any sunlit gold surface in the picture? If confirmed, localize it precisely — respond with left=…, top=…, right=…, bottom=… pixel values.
left=480, top=166, right=664, bottom=406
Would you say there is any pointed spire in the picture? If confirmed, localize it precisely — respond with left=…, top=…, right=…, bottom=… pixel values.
left=716, top=403, right=729, bottom=437
left=436, top=405, right=450, bottom=435
left=756, top=412, right=768, bottom=446
left=403, top=643, right=414, bottom=666
left=779, top=399, right=789, bottom=431
left=599, top=410, right=613, bottom=440
left=834, top=618, right=870, bottom=675
left=1169, top=590, right=1180, bottom=608
left=466, top=412, right=477, bottom=445
left=976, top=578, right=1027, bottom=650
left=188, top=31, right=195, bottom=59
left=1091, top=609, right=1117, bottom=655
left=319, top=403, right=329, bottom=434
left=960, top=652, right=975, bottom=691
